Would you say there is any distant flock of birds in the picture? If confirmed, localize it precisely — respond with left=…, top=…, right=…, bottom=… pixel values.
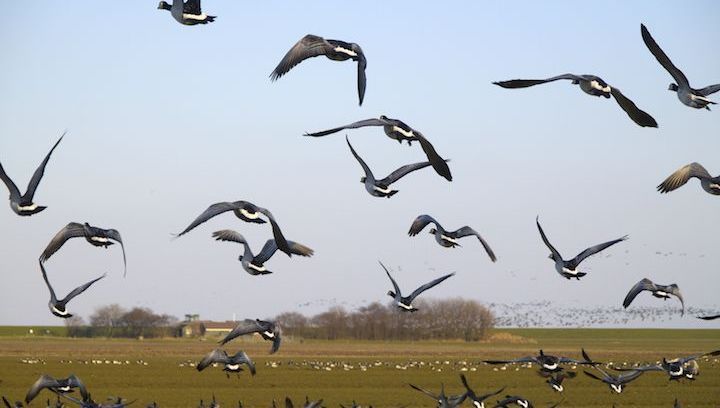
left=1, top=0, right=719, bottom=407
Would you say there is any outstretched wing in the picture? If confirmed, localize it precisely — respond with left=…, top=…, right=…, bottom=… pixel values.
left=610, top=88, right=658, bottom=128
left=357, top=51, right=367, bottom=106
left=408, top=384, right=437, bottom=400
left=219, top=319, right=259, bottom=346
left=407, top=272, right=455, bottom=303
left=249, top=204, right=291, bottom=257
left=697, top=314, right=720, bottom=320
left=484, top=356, right=536, bottom=365
left=0, top=161, right=21, bottom=200
left=25, top=374, right=58, bottom=403
left=346, top=136, right=374, bottom=181
left=623, top=278, right=656, bottom=308
left=567, top=235, right=627, bottom=269
left=270, top=325, right=282, bottom=354
left=657, top=162, right=712, bottom=193
left=176, top=202, right=242, bottom=237
left=212, top=229, right=246, bottom=244
left=254, top=239, right=313, bottom=265
left=582, top=370, right=605, bottom=383
left=197, top=349, right=229, bottom=371
left=270, top=35, right=332, bottom=81
left=379, top=160, right=436, bottom=186
left=304, top=118, right=389, bottom=137
left=183, top=0, right=202, bottom=14
left=105, top=228, right=127, bottom=277
left=408, top=214, right=441, bottom=236
left=536, top=216, right=563, bottom=262
left=618, top=369, right=644, bottom=384
left=39, top=222, right=86, bottom=263
left=640, top=24, right=689, bottom=88
left=453, top=226, right=497, bottom=262
left=694, top=84, right=720, bottom=97
left=61, top=272, right=106, bottom=305
left=413, top=131, right=452, bottom=181
left=668, top=284, right=684, bottom=316
left=379, top=261, right=401, bottom=298
left=24, top=132, right=64, bottom=201
left=234, top=351, right=256, bottom=375
left=65, top=375, right=88, bottom=402
left=493, top=74, right=585, bottom=89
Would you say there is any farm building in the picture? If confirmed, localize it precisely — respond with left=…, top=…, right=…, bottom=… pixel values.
left=177, top=315, right=236, bottom=338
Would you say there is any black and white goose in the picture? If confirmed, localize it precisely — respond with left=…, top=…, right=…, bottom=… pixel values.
left=538, top=371, right=576, bottom=393
left=25, top=374, right=87, bottom=404
left=697, top=314, right=720, bottom=320
left=211, top=230, right=313, bottom=276
left=408, top=215, right=497, bottom=262
left=40, top=222, right=127, bottom=277
left=284, top=397, right=324, bottom=408
left=40, top=261, right=105, bottom=319
left=219, top=318, right=281, bottom=354
left=408, top=383, right=465, bottom=408
left=176, top=200, right=292, bottom=256
left=493, top=74, right=657, bottom=127
left=614, top=350, right=720, bottom=380
left=657, top=163, right=720, bottom=195
left=271, top=34, right=366, bottom=105
left=623, top=278, right=684, bottom=316
left=536, top=216, right=627, bottom=280
left=381, top=262, right=454, bottom=312
left=346, top=136, right=438, bottom=198
left=641, top=24, right=720, bottom=110
left=157, top=0, right=215, bottom=25
left=493, top=396, right=533, bottom=408
left=197, top=349, right=256, bottom=377
left=305, top=116, right=452, bottom=181
left=459, top=374, right=504, bottom=408
left=0, top=132, right=63, bottom=216
left=583, top=366, right=644, bottom=393
left=484, top=349, right=597, bottom=373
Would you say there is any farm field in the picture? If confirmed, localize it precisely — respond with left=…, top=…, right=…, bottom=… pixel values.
left=0, top=329, right=718, bottom=407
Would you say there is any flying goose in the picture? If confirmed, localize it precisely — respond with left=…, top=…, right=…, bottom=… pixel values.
left=1, top=398, right=22, bottom=408
left=408, top=215, right=497, bottom=262
left=339, top=402, right=372, bottom=408
left=305, top=116, right=452, bottom=181
left=345, top=136, right=438, bottom=198
left=493, top=75, right=657, bottom=127
left=197, top=349, right=256, bottom=377
left=284, top=397, right=324, bottom=408
left=25, top=374, right=87, bottom=404
left=493, top=396, right=533, bottom=408
left=613, top=350, right=720, bottom=380
left=538, top=371, right=576, bottom=393
left=697, top=314, right=720, bottom=320
left=657, top=163, right=720, bottom=195
left=212, top=230, right=313, bottom=275
left=0, top=132, right=63, bottom=216
left=271, top=34, right=366, bottom=105
left=40, top=261, right=105, bottom=319
left=408, top=383, right=466, bottom=408
left=623, top=278, right=684, bottom=315
left=176, top=200, right=292, bottom=256
left=583, top=366, right=644, bottom=393
left=157, top=0, right=215, bottom=25
left=219, top=318, right=281, bottom=354
left=641, top=24, right=720, bottom=110
left=484, top=349, right=597, bottom=373
left=536, top=216, right=627, bottom=280
left=381, top=262, right=454, bottom=312
left=459, top=374, right=504, bottom=408
left=40, top=222, right=127, bottom=277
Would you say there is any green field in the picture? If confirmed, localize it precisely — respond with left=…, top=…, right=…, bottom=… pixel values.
left=0, top=329, right=718, bottom=407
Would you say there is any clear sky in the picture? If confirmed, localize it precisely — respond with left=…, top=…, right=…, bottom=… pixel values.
left=0, top=1, right=718, bottom=326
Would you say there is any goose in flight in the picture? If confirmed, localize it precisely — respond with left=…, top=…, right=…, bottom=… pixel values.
left=657, top=163, right=720, bottom=195
left=40, top=222, right=127, bottom=277
left=459, top=374, right=504, bottom=408
left=536, top=216, right=627, bottom=280
left=219, top=318, right=282, bottom=354
left=176, top=200, right=292, bottom=256
left=408, top=383, right=466, bottom=408
left=623, top=278, right=684, bottom=315
left=381, top=262, right=454, bottom=312
left=583, top=367, right=644, bottom=393
left=493, top=74, right=657, bottom=127
left=212, top=230, right=313, bottom=275
left=284, top=397, right=324, bottom=408
left=613, top=350, right=720, bottom=380
left=539, top=371, right=576, bottom=393
left=0, top=132, right=64, bottom=216
left=408, top=215, right=497, bottom=262
left=25, top=374, right=87, bottom=404
left=40, top=261, right=105, bottom=319
left=484, top=349, right=597, bottom=373
left=493, top=396, right=534, bottom=408
left=197, top=349, right=256, bottom=377
left=157, top=0, right=215, bottom=25
left=345, top=137, right=438, bottom=198
left=697, top=314, right=720, bottom=320
left=271, top=34, right=366, bottom=105
left=305, top=116, right=452, bottom=181
left=641, top=24, right=720, bottom=110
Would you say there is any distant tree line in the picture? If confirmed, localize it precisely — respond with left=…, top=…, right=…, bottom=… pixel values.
left=65, top=304, right=178, bottom=338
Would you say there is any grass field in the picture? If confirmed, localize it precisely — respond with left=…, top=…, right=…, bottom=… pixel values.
left=0, top=329, right=718, bottom=407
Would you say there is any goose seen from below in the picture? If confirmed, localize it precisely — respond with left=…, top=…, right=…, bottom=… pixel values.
left=459, top=374, right=505, bottom=408
left=219, top=318, right=282, bottom=354
left=484, top=349, right=597, bottom=373
left=380, top=261, right=454, bottom=312
left=212, top=230, right=313, bottom=276
left=583, top=366, right=644, bottom=393
left=197, top=349, right=256, bottom=377
left=40, top=261, right=105, bottom=319
left=157, top=0, right=215, bottom=25
left=657, top=163, right=720, bottom=195
left=25, top=374, right=87, bottom=404
left=408, top=214, right=497, bottom=262
left=623, top=278, right=684, bottom=316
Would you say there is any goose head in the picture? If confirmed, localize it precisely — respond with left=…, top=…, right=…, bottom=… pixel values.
left=379, top=115, right=388, bottom=120
left=387, top=290, right=396, bottom=298
left=668, top=83, right=679, bottom=91
left=429, top=228, right=437, bottom=235
left=360, top=176, right=367, bottom=183
left=157, top=1, right=171, bottom=10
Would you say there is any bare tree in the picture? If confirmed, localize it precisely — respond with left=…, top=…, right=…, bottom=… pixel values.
left=64, top=315, right=86, bottom=338
left=90, top=304, right=126, bottom=337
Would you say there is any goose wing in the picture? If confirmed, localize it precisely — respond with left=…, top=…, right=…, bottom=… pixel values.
left=254, top=239, right=313, bottom=265
left=25, top=374, right=58, bottom=403
left=270, top=35, right=333, bottom=81
left=60, top=270, right=106, bottom=305
left=379, top=261, right=401, bottom=298
left=176, top=202, right=244, bottom=237
left=695, top=84, right=720, bottom=97
left=357, top=48, right=367, bottom=106
left=567, top=235, right=628, bottom=269
left=477, top=386, right=506, bottom=402
left=453, top=226, right=497, bottom=262
left=641, top=24, right=689, bottom=87
left=413, top=131, right=452, bottom=181
left=183, top=0, right=202, bottom=14
left=623, top=278, right=656, bottom=308
left=536, top=217, right=563, bottom=262
left=233, top=351, right=256, bottom=375
left=197, top=349, right=229, bottom=371
left=247, top=203, right=291, bottom=257
left=219, top=319, right=259, bottom=346
left=493, top=74, right=585, bottom=89
left=379, top=160, right=436, bottom=186
left=39, top=222, right=86, bottom=263
left=408, top=214, right=442, bottom=236
left=304, top=118, right=390, bottom=137
left=270, top=325, right=282, bottom=354
left=64, top=375, right=88, bottom=401
left=657, top=162, right=712, bottom=193
left=0, top=161, right=21, bottom=200
left=407, top=272, right=455, bottom=303
left=212, top=229, right=246, bottom=244
left=667, top=284, right=685, bottom=316
left=408, top=384, right=437, bottom=400
left=582, top=370, right=606, bottom=383
left=346, top=136, right=374, bottom=181
left=697, top=314, right=720, bottom=320
left=23, top=129, right=63, bottom=201
left=104, top=228, right=127, bottom=277
left=609, top=87, right=658, bottom=128
left=617, top=369, right=644, bottom=384
left=484, top=356, right=536, bottom=365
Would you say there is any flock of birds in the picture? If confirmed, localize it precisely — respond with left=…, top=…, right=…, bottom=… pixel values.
left=1, top=0, right=719, bottom=407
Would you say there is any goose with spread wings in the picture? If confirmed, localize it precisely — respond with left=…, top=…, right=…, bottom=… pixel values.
left=493, top=395, right=534, bottom=408
left=493, top=74, right=657, bottom=127
left=40, top=261, right=105, bottom=319
left=536, top=217, right=626, bottom=280
left=212, top=230, right=313, bottom=275
left=408, top=215, right=497, bottom=262
left=271, top=34, right=366, bottom=105
left=613, top=350, right=720, bottom=380
left=623, top=278, right=684, bottom=316
left=0, top=132, right=64, bottom=216
left=381, top=262, right=454, bottom=312
left=197, top=349, right=256, bottom=377
left=408, top=383, right=466, bottom=408
left=657, top=162, right=720, bottom=195
left=305, top=116, right=452, bottom=181
left=25, top=374, right=87, bottom=404
left=641, top=24, right=719, bottom=110
left=157, top=0, right=215, bottom=25
left=539, top=371, right=576, bottom=393
left=583, top=367, right=644, bottom=394
left=459, top=374, right=505, bottom=408
left=484, top=349, right=597, bottom=373
left=697, top=314, right=720, bottom=321
left=40, top=222, right=127, bottom=277
left=345, top=136, right=438, bottom=198
left=219, top=318, right=281, bottom=354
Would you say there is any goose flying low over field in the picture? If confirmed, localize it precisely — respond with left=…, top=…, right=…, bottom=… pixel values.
left=484, top=349, right=597, bottom=373
left=539, top=371, right=576, bottom=393
left=212, top=230, right=313, bottom=276
left=408, top=383, right=465, bottom=408
left=697, top=314, right=720, bottom=320
left=641, top=24, right=720, bottom=110
left=271, top=34, right=367, bottom=105
left=176, top=200, right=292, bottom=256
left=583, top=367, right=644, bottom=393
left=493, top=74, right=657, bottom=127
left=536, top=217, right=627, bottom=280
left=40, top=222, right=127, bottom=276
left=380, top=261, right=454, bottom=312
left=25, top=374, right=87, bottom=404
left=493, top=395, right=534, bottom=408
left=305, top=116, right=452, bottom=181
left=157, top=0, right=215, bottom=25
left=623, top=278, right=684, bottom=315
left=197, top=349, right=256, bottom=377
left=459, top=374, right=505, bottom=408
left=346, top=137, right=438, bottom=198
left=408, top=215, right=497, bottom=262
left=0, top=132, right=63, bottom=216
left=284, top=396, right=324, bottom=408
left=657, top=163, right=720, bottom=195
left=40, top=261, right=105, bottom=319
left=219, top=318, right=282, bottom=354
left=614, top=350, right=720, bottom=380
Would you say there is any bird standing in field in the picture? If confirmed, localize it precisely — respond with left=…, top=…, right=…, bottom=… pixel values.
left=197, top=349, right=256, bottom=378
left=622, top=278, right=684, bottom=315
left=381, top=261, right=454, bottom=312
left=657, top=163, right=720, bottom=195
left=211, top=230, right=313, bottom=276
left=0, top=132, right=64, bottom=216
left=40, top=262, right=105, bottom=319
left=157, top=0, right=215, bottom=25
left=271, top=34, right=367, bottom=105
left=408, top=214, right=497, bottom=262
left=219, top=318, right=282, bottom=354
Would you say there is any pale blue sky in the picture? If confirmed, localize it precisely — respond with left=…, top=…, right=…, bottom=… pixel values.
left=0, top=1, right=718, bottom=326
